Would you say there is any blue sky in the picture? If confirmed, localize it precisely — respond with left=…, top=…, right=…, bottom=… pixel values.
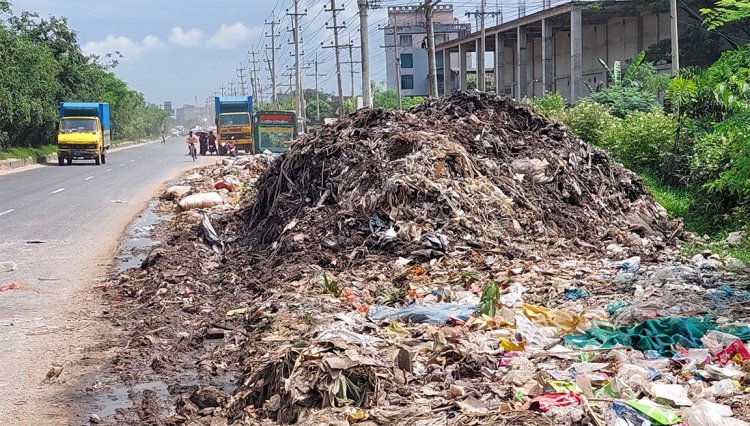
left=9, top=0, right=540, bottom=107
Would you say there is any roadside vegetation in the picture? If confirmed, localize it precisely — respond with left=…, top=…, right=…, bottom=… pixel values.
left=0, top=0, right=170, bottom=156
left=524, top=3, right=750, bottom=258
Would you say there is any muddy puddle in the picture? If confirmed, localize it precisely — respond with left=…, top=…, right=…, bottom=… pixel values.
left=112, top=199, right=172, bottom=275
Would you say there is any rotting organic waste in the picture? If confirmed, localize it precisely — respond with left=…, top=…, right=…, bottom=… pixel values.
left=97, top=92, right=750, bottom=426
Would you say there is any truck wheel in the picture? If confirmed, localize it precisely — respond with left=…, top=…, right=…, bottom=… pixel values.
left=101, top=152, right=106, bottom=164
left=95, top=154, right=101, bottom=166
left=66, top=158, right=72, bottom=165
left=58, top=157, right=64, bottom=166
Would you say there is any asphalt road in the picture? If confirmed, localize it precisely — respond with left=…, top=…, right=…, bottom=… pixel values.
left=0, top=137, right=215, bottom=424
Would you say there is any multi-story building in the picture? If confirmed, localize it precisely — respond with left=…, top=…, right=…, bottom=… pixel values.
left=383, top=5, right=471, bottom=97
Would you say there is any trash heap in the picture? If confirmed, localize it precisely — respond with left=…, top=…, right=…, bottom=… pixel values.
left=106, top=93, right=750, bottom=426
left=237, top=91, right=679, bottom=277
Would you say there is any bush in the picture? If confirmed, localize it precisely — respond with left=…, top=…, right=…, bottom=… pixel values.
left=586, top=86, right=660, bottom=118
left=556, top=102, right=617, bottom=148
left=524, top=92, right=565, bottom=117
left=605, top=110, right=677, bottom=177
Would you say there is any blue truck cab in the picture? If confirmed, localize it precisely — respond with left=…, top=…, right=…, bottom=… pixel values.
left=57, top=102, right=111, bottom=166
left=215, top=96, right=254, bottom=153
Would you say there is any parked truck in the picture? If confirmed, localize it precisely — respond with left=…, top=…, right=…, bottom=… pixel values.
left=57, top=102, right=110, bottom=166
left=215, top=96, right=253, bottom=154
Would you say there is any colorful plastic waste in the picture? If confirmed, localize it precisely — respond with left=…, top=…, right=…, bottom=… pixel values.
left=622, top=399, right=681, bottom=425
left=619, top=256, right=642, bottom=273
left=520, top=303, right=585, bottom=332
left=564, top=287, right=589, bottom=300
left=563, top=317, right=750, bottom=356
left=606, top=301, right=630, bottom=315
left=524, top=392, right=580, bottom=412
left=367, top=303, right=475, bottom=325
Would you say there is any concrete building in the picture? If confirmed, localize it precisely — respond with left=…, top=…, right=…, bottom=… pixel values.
left=437, top=1, right=675, bottom=102
left=384, top=5, right=471, bottom=97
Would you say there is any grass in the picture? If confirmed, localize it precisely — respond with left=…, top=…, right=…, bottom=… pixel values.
left=640, top=173, right=750, bottom=264
left=0, top=145, right=57, bottom=161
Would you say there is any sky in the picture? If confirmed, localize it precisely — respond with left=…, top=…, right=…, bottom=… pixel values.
left=8, top=0, right=553, bottom=107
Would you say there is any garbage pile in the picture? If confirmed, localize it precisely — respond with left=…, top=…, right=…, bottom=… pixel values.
left=238, top=92, right=680, bottom=277
left=104, top=93, right=750, bottom=426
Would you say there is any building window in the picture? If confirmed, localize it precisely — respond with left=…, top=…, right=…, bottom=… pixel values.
left=400, top=53, right=413, bottom=69
left=401, top=74, right=414, bottom=90
left=434, top=33, right=446, bottom=45
left=399, top=34, right=412, bottom=46
left=436, top=52, right=444, bottom=69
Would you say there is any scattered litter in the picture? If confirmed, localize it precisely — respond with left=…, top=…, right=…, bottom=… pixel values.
left=0, top=261, right=17, bottom=273
left=0, top=283, right=18, bottom=292
left=177, top=192, right=223, bottom=211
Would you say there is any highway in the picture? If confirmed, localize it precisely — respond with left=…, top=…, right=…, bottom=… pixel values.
left=0, top=137, right=214, bottom=423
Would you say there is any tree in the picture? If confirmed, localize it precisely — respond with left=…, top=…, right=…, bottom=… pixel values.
left=701, top=0, right=750, bottom=29
left=306, top=99, right=333, bottom=120
left=371, top=81, right=424, bottom=110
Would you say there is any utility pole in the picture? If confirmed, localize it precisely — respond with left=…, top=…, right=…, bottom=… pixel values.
left=670, top=0, right=679, bottom=75
left=287, top=1, right=307, bottom=121
left=248, top=50, right=261, bottom=103
left=420, top=0, right=439, bottom=98
left=324, top=0, right=346, bottom=117
left=220, top=85, right=227, bottom=96
left=466, top=2, right=499, bottom=92
left=380, top=23, right=403, bottom=110
left=228, top=81, right=236, bottom=96
left=237, top=65, right=248, bottom=96
left=341, top=37, right=361, bottom=101
left=307, top=52, right=327, bottom=120
left=357, top=0, right=372, bottom=107
left=265, top=18, right=281, bottom=109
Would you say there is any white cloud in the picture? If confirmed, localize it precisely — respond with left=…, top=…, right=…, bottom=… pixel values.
left=82, top=35, right=163, bottom=60
left=207, top=22, right=260, bottom=49
left=168, top=27, right=205, bottom=47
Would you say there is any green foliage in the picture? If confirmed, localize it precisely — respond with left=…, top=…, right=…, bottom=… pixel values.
left=701, top=0, right=750, bottom=29
left=371, top=81, right=424, bottom=110
left=607, top=111, right=678, bottom=178
left=0, top=6, right=169, bottom=151
left=587, top=86, right=660, bottom=118
left=478, top=282, right=500, bottom=317
left=524, top=92, right=565, bottom=117
left=321, top=273, right=342, bottom=298
left=466, top=74, right=495, bottom=92
left=556, top=102, right=616, bottom=147
left=0, top=144, right=56, bottom=160
left=343, top=98, right=355, bottom=114
left=306, top=99, right=333, bottom=120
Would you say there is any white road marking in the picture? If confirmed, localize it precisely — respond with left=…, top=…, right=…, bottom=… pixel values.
left=51, top=188, right=66, bottom=194
left=105, top=168, right=112, bottom=172
left=130, top=159, right=134, bottom=162
left=120, top=164, right=125, bottom=167
left=0, top=209, right=15, bottom=217
left=84, top=176, right=94, bottom=181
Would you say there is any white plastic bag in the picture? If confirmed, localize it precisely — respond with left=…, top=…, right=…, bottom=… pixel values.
left=178, top=192, right=223, bottom=211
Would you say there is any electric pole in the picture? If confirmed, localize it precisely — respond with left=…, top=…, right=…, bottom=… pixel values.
left=466, top=2, right=498, bottom=92
left=265, top=18, right=281, bottom=109
left=341, top=37, right=361, bottom=101
left=228, top=81, right=236, bottom=96
left=249, top=50, right=261, bottom=103
left=237, top=65, right=248, bottom=96
left=307, top=52, right=327, bottom=120
left=670, top=0, right=679, bottom=75
left=357, top=0, right=373, bottom=107
left=220, top=85, right=227, bottom=96
left=421, top=0, right=439, bottom=98
left=287, top=1, right=307, bottom=121
left=324, top=0, right=346, bottom=117
left=380, top=23, right=403, bottom=110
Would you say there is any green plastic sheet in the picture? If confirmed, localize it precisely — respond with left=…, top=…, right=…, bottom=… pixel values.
left=563, top=317, right=750, bottom=356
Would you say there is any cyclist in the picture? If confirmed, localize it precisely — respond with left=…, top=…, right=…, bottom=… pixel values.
left=186, top=131, right=198, bottom=160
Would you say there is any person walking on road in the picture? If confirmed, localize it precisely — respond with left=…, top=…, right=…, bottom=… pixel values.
left=207, top=130, right=217, bottom=155
left=161, top=133, right=166, bottom=144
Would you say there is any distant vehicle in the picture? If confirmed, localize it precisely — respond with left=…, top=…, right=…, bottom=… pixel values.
left=215, top=96, right=254, bottom=153
left=254, top=111, right=298, bottom=153
left=57, top=102, right=110, bottom=166
left=170, top=129, right=179, bottom=137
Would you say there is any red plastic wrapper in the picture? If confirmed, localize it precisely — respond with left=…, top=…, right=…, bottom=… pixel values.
left=524, top=391, right=581, bottom=412
left=717, top=339, right=750, bottom=365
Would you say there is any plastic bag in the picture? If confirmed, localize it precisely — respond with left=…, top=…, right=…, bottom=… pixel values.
left=178, top=192, right=223, bottom=211
left=623, top=399, right=681, bottom=425
left=520, top=303, right=584, bottom=333
left=524, top=392, right=580, bottom=412
left=367, top=303, right=475, bottom=325
left=682, top=400, right=740, bottom=426
left=619, top=256, right=641, bottom=273
left=500, top=282, right=525, bottom=307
